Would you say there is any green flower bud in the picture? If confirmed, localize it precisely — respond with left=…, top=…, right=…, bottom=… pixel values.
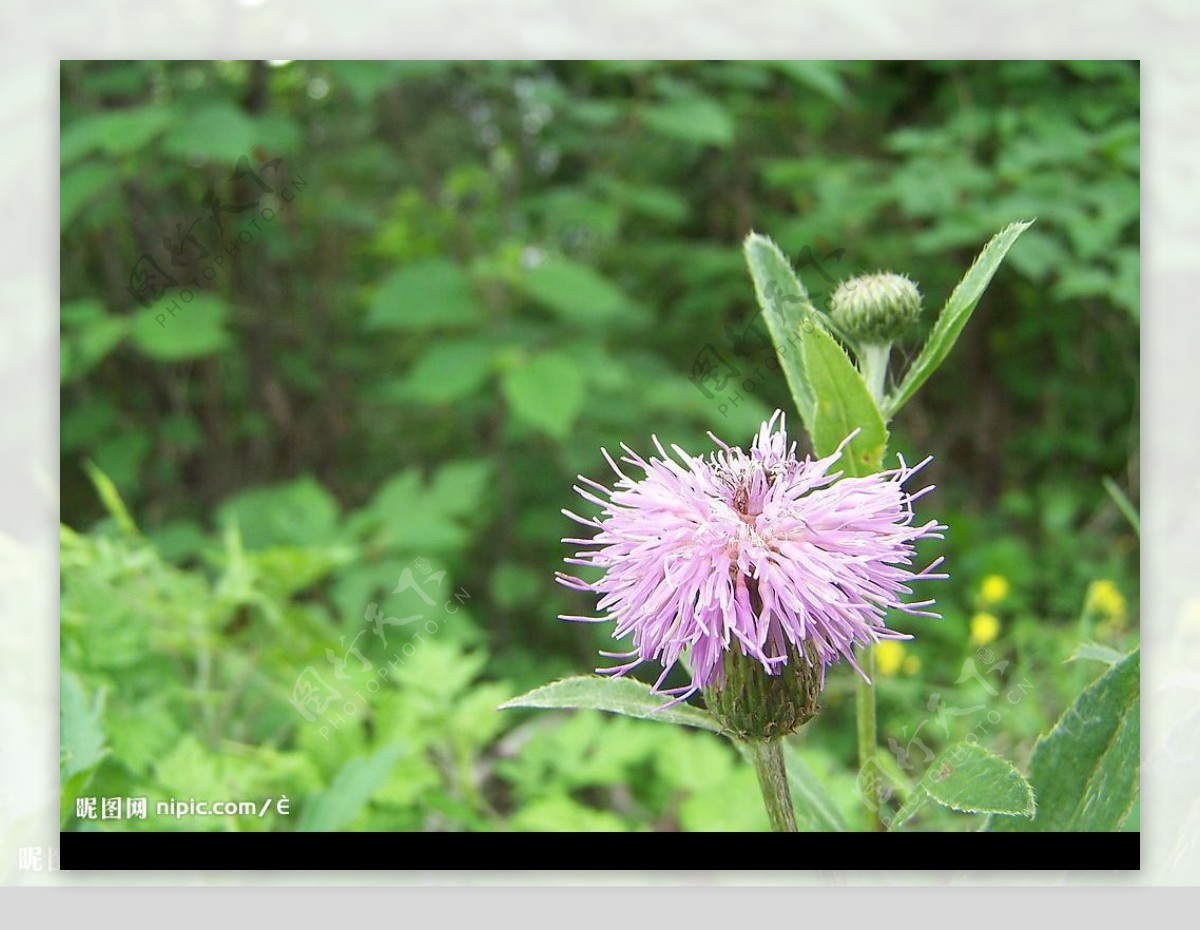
left=829, top=272, right=923, bottom=344
left=703, top=642, right=822, bottom=741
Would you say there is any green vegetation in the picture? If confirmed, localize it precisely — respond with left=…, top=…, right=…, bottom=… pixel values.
left=60, top=60, right=1139, bottom=832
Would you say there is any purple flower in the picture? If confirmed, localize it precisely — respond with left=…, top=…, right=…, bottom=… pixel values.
left=558, top=411, right=946, bottom=707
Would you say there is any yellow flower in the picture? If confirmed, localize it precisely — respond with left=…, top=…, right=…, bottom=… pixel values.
left=875, top=640, right=906, bottom=676
left=980, top=574, right=1011, bottom=605
left=970, top=611, right=1001, bottom=646
left=1085, top=579, right=1127, bottom=627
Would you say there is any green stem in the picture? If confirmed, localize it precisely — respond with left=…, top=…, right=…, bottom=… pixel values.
left=855, top=645, right=883, bottom=831
left=746, top=738, right=797, bottom=832
left=854, top=341, right=889, bottom=832
left=857, top=342, right=892, bottom=406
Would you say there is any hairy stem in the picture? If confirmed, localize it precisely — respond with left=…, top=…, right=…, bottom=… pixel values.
left=746, top=738, right=798, bottom=832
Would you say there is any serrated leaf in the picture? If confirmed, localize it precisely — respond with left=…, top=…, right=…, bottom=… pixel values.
left=297, top=743, right=407, bottom=832
left=500, top=676, right=722, bottom=733
left=501, top=351, right=586, bottom=440
left=365, top=259, right=483, bottom=331
left=923, top=743, right=1035, bottom=817
left=887, top=220, right=1033, bottom=417
left=801, top=326, right=889, bottom=475
left=990, top=648, right=1139, bottom=832
left=783, top=743, right=850, bottom=831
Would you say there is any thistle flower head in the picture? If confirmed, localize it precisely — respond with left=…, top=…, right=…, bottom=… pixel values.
left=558, top=412, right=946, bottom=729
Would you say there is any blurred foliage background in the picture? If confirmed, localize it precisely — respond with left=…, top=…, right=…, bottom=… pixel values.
left=60, top=60, right=1139, bottom=832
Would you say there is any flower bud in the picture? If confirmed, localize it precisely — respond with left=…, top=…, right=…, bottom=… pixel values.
left=829, top=272, right=922, bottom=344
left=703, top=642, right=822, bottom=741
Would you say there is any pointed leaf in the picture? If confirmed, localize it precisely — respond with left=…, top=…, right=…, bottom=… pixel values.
left=1066, top=642, right=1125, bottom=666
left=923, top=743, right=1035, bottom=817
left=83, top=459, right=138, bottom=535
left=990, top=648, right=1139, bottom=832
left=296, top=743, right=406, bottom=832
left=500, top=676, right=721, bottom=733
left=742, top=233, right=822, bottom=432
left=887, top=221, right=1033, bottom=417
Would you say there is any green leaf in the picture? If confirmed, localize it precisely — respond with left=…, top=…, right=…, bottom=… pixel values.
left=767, top=61, right=850, bottom=105
left=1102, top=476, right=1140, bottom=536
left=215, top=476, right=340, bottom=549
left=129, top=294, right=232, bottom=360
left=516, top=256, right=642, bottom=327
left=641, top=96, right=735, bottom=147
left=742, top=232, right=821, bottom=432
left=365, top=259, right=483, bottom=331
left=361, top=469, right=470, bottom=552
left=801, top=326, right=889, bottom=474
left=296, top=743, right=407, bottom=832
left=61, top=304, right=130, bottom=383
left=61, top=162, right=119, bottom=228
left=887, top=220, right=1033, bottom=417
left=500, top=676, right=722, bottom=733
left=1066, top=642, right=1125, bottom=666
left=161, top=103, right=258, bottom=164
left=60, top=672, right=108, bottom=778
left=783, top=743, right=850, bottom=831
left=397, top=339, right=494, bottom=403
left=429, top=460, right=493, bottom=518
left=741, top=232, right=890, bottom=468
left=509, top=793, right=633, bottom=832
left=60, top=106, right=174, bottom=165
left=990, top=648, right=1139, bottom=832
left=83, top=459, right=138, bottom=535
left=923, top=743, right=1035, bottom=817
left=501, top=350, right=586, bottom=440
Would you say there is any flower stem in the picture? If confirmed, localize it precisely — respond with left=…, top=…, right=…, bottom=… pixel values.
left=746, top=738, right=797, bottom=832
left=857, top=342, right=892, bottom=407
left=853, top=341, right=889, bottom=832
left=855, top=645, right=884, bottom=831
